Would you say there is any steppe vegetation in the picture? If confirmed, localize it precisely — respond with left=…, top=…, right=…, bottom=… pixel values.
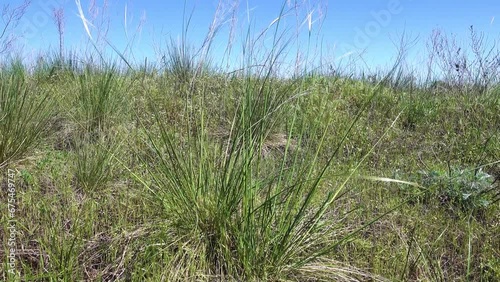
left=0, top=1, right=499, bottom=281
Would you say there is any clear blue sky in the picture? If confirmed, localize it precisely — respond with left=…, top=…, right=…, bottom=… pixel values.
left=8, top=0, right=500, bottom=73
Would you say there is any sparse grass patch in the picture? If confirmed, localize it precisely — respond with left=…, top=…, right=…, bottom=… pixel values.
left=73, top=131, right=118, bottom=193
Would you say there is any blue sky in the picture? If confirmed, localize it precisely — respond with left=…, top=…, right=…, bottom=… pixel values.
left=8, top=0, right=500, bottom=73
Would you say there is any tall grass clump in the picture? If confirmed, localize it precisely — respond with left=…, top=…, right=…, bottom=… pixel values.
left=73, top=132, right=118, bottom=192
left=33, top=51, right=82, bottom=83
left=75, top=64, right=125, bottom=135
left=163, top=37, right=197, bottom=87
left=0, top=61, right=54, bottom=168
left=137, top=4, right=393, bottom=281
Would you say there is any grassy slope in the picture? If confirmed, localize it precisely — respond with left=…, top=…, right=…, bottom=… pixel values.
left=0, top=66, right=499, bottom=281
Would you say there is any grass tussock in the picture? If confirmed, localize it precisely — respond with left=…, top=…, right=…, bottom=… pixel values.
left=0, top=62, right=54, bottom=168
